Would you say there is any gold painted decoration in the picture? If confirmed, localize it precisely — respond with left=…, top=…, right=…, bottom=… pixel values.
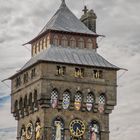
left=69, top=119, right=85, bottom=138
left=74, top=101, right=81, bottom=111
left=26, top=123, right=33, bottom=140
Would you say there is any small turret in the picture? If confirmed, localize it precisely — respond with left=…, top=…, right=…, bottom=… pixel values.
left=80, top=6, right=97, bottom=32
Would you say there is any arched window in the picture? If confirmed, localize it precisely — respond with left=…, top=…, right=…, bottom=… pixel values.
left=62, top=90, right=70, bottom=109
left=61, top=36, right=68, bottom=47
left=19, top=98, right=24, bottom=117
left=52, top=116, right=64, bottom=140
left=53, top=35, right=59, bottom=46
left=34, top=90, right=38, bottom=110
left=86, top=93, right=94, bottom=111
left=70, top=37, right=76, bottom=48
left=51, top=89, right=58, bottom=108
left=74, top=91, right=82, bottom=111
left=24, top=95, right=28, bottom=114
left=89, top=120, right=100, bottom=140
left=87, top=39, right=93, bottom=49
left=14, top=100, right=18, bottom=117
left=98, top=94, right=106, bottom=113
left=78, top=38, right=84, bottom=48
left=29, top=93, right=33, bottom=111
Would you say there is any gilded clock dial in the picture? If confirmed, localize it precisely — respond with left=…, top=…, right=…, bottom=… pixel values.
left=26, top=123, right=33, bottom=140
left=69, top=119, right=85, bottom=137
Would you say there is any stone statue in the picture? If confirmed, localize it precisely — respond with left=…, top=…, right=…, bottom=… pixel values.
left=35, top=122, right=41, bottom=140
left=55, top=121, right=62, bottom=140
left=21, top=128, right=26, bottom=140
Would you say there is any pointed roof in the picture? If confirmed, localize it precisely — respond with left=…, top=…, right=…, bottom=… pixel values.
left=28, top=1, right=97, bottom=44
left=20, top=45, right=119, bottom=71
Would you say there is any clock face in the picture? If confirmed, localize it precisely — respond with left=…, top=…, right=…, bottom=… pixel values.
left=69, top=119, right=85, bottom=137
left=26, top=123, right=33, bottom=140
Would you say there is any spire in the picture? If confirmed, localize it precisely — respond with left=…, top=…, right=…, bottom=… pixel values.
left=60, top=0, right=66, bottom=8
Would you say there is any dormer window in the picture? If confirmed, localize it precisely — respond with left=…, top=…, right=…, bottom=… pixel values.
left=78, top=38, right=84, bottom=48
left=74, top=68, right=84, bottom=78
left=56, top=66, right=66, bottom=76
left=70, top=37, right=76, bottom=48
left=61, top=36, right=68, bottom=47
left=93, top=70, right=103, bottom=79
left=87, top=38, right=93, bottom=49
left=53, top=35, right=59, bottom=46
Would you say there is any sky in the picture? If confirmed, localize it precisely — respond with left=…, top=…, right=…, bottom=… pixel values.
left=0, top=0, right=140, bottom=139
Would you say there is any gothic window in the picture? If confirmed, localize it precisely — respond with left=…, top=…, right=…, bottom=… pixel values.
left=93, top=70, right=103, bottom=79
left=53, top=35, right=59, bottom=46
left=86, top=93, right=94, bottom=111
left=70, top=37, right=76, bottom=48
left=89, top=121, right=100, bottom=140
left=16, top=76, right=21, bottom=87
left=75, top=68, right=84, bottom=78
left=78, top=38, right=84, bottom=48
left=52, top=116, right=64, bottom=140
left=19, top=98, right=24, bottom=117
left=29, top=93, right=33, bottom=111
left=31, top=68, right=36, bottom=79
left=51, top=89, right=58, bottom=108
left=61, top=36, right=68, bottom=47
left=56, top=66, right=66, bottom=76
left=98, top=94, right=106, bottom=113
left=74, top=91, right=82, bottom=110
left=87, top=39, right=93, bottom=49
left=14, top=100, right=18, bottom=116
left=23, top=72, right=29, bottom=83
left=34, top=90, right=38, bottom=110
left=62, top=90, right=70, bottom=109
left=24, top=95, right=28, bottom=112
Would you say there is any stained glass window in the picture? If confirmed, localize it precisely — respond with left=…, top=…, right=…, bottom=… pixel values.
left=62, top=91, right=70, bottom=109
left=51, top=89, right=58, bottom=108
left=75, top=92, right=82, bottom=102
left=98, top=94, right=106, bottom=113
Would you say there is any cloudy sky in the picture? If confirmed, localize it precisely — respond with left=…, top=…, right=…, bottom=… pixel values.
left=0, top=0, right=140, bottom=139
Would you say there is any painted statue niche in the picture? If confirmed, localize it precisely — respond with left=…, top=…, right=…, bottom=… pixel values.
left=52, top=117, right=64, bottom=140
left=98, top=94, right=106, bottom=113
left=35, top=119, right=41, bottom=140
left=51, top=89, right=58, bottom=109
left=89, top=121, right=100, bottom=140
left=20, top=125, right=26, bottom=140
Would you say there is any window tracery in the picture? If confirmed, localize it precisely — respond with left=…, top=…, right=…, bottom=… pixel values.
left=75, top=68, right=84, bottom=78
left=93, top=70, right=103, bottom=79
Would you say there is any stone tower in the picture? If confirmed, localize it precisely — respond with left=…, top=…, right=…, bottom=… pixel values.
left=10, top=1, right=120, bottom=140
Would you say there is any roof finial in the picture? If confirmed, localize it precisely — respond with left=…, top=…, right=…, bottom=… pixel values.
left=83, top=6, right=88, bottom=14
left=62, top=0, right=65, bottom=3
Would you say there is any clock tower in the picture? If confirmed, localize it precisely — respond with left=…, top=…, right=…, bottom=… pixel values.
left=10, top=1, right=120, bottom=140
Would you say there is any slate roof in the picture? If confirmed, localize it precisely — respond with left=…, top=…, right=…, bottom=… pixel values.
left=20, top=45, right=119, bottom=71
left=29, top=1, right=97, bottom=43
